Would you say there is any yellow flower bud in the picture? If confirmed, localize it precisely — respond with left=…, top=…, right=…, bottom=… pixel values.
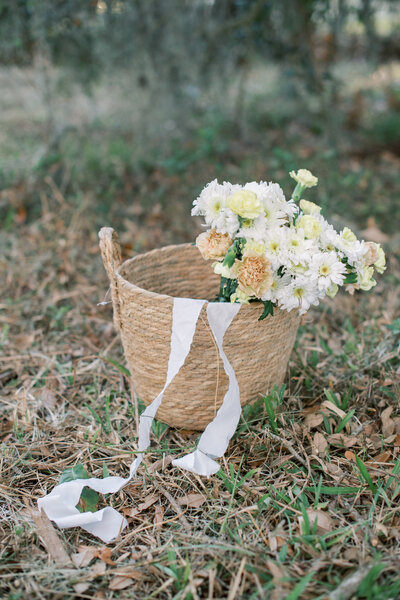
left=374, top=245, right=386, bottom=274
left=341, top=227, right=357, bottom=242
left=296, top=215, right=322, bottom=239
left=213, top=261, right=231, bottom=278
left=359, top=266, right=377, bottom=291
left=299, top=199, right=321, bottom=215
left=326, top=283, right=339, bottom=298
left=289, top=169, right=318, bottom=188
left=227, top=190, right=263, bottom=219
left=230, top=288, right=251, bottom=304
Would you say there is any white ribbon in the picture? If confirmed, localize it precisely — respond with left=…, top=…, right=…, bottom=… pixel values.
left=38, top=298, right=241, bottom=543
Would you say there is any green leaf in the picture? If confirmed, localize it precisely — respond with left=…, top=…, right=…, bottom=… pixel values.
left=259, top=300, right=274, bottom=321
left=355, top=455, right=377, bottom=493
left=387, top=318, right=400, bottom=335
left=78, top=487, right=100, bottom=513
left=344, top=272, right=358, bottom=284
left=305, top=486, right=362, bottom=495
left=336, top=409, right=355, bottom=433
left=223, top=249, right=236, bottom=268
left=103, top=357, right=131, bottom=377
left=284, top=571, right=314, bottom=600
left=59, top=463, right=89, bottom=484
left=59, top=464, right=100, bottom=513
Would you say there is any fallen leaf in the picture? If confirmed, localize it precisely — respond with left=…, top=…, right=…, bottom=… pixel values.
left=370, top=450, right=391, bottom=464
left=304, top=412, right=324, bottom=429
left=322, top=400, right=346, bottom=420
left=71, top=546, right=97, bottom=568
left=345, top=451, right=356, bottom=462
left=29, top=509, right=72, bottom=567
left=328, top=434, right=359, bottom=448
left=176, top=493, right=206, bottom=508
left=95, top=547, right=116, bottom=566
left=299, top=509, right=334, bottom=534
left=89, top=561, right=107, bottom=579
left=109, top=576, right=134, bottom=591
left=123, top=494, right=158, bottom=518
left=266, top=560, right=285, bottom=582
left=154, top=505, right=164, bottom=528
left=381, top=407, right=395, bottom=438
left=73, top=583, right=90, bottom=594
left=313, top=432, right=328, bottom=455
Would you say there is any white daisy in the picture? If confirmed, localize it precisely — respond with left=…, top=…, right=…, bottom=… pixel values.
left=264, top=227, right=287, bottom=269
left=277, top=275, right=322, bottom=315
left=309, top=251, right=347, bottom=291
left=236, top=213, right=267, bottom=242
left=261, top=273, right=292, bottom=303
left=214, top=208, right=240, bottom=237
left=284, top=226, right=314, bottom=263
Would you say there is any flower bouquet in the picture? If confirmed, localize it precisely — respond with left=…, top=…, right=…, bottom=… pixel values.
left=193, top=169, right=386, bottom=319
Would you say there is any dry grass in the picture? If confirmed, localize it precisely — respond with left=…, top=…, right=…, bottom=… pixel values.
left=1, top=169, right=400, bottom=600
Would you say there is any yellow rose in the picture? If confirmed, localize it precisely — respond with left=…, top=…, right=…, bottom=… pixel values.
left=244, top=240, right=266, bottom=255
left=374, top=245, right=386, bottom=274
left=326, top=283, right=339, bottom=298
left=230, top=288, right=251, bottom=304
left=289, top=169, right=318, bottom=188
left=227, top=190, right=263, bottom=219
left=196, top=229, right=232, bottom=261
left=341, top=227, right=357, bottom=243
left=299, top=199, right=321, bottom=215
left=296, top=215, right=322, bottom=239
left=359, top=266, right=377, bottom=291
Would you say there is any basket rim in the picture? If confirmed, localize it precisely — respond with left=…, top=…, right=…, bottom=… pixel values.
left=116, top=242, right=266, bottom=310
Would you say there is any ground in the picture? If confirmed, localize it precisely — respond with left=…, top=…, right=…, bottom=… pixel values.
left=1, top=63, right=400, bottom=599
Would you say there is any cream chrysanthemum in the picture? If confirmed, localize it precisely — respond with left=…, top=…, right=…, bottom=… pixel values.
left=233, top=250, right=273, bottom=298
left=196, top=229, right=232, bottom=261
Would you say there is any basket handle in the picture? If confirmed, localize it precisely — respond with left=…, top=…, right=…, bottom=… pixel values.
left=99, top=227, right=123, bottom=330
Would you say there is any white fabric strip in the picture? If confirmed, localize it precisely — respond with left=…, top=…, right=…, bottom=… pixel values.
left=172, top=302, right=241, bottom=476
left=38, top=298, right=205, bottom=543
left=37, top=298, right=242, bottom=543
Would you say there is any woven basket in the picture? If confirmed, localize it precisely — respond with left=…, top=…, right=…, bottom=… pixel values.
left=99, top=227, right=300, bottom=431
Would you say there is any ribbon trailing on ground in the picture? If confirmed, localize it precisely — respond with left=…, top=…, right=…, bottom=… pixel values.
left=38, top=298, right=241, bottom=543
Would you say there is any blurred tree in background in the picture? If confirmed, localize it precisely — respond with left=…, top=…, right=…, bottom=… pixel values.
left=0, top=0, right=399, bottom=236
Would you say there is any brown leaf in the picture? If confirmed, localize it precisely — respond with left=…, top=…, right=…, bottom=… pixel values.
left=176, top=493, right=206, bottom=508
left=299, top=509, right=334, bottom=534
left=29, top=509, right=72, bottom=567
left=367, top=450, right=392, bottom=465
left=304, top=412, right=324, bottom=429
left=266, top=560, right=285, bottom=582
left=71, top=546, right=97, bottom=568
left=328, top=433, right=359, bottom=448
left=123, top=493, right=158, bottom=518
left=345, top=451, right=356, bottom=462
left=73, top=583, right=90, bottom=594
left=109, top=576, right=134, bottom=591
left=154, top=505, right=164, bottom=528
left=89, top=561, right=107, bottom=579
left=95, top=547, right=116, bottom=566
left=381, top=407, right=395, bottom=438
left=313, top=432, right=328, bottom=455
left=322, top=400, right=346, bottom=420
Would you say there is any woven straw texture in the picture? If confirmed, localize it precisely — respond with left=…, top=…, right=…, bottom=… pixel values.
left=99, top=227, right=300, bottom=430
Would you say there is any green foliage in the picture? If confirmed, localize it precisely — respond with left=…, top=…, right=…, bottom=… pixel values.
left=59, top=464, right=100, bottom=513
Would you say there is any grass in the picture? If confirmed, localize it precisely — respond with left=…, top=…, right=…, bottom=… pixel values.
left=1, top=63, right=400, bottom=599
